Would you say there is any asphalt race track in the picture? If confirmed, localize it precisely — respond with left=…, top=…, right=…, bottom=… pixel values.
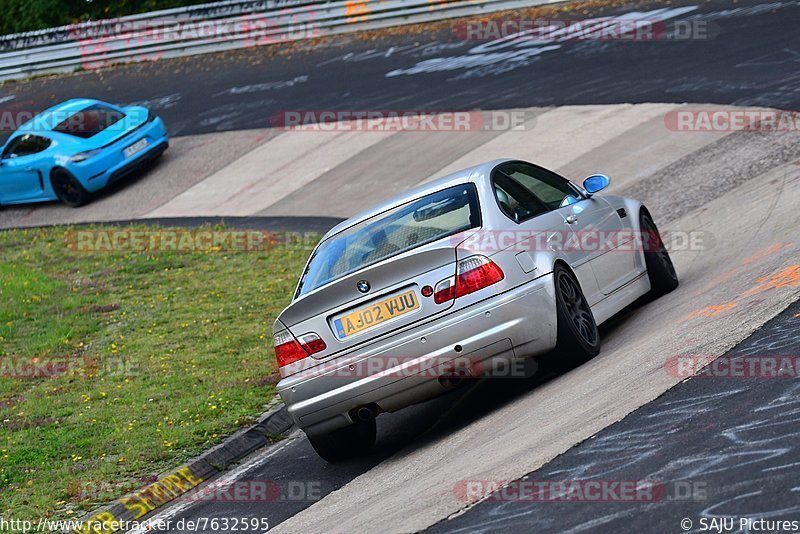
left=2, top=0, right=800, bottom=532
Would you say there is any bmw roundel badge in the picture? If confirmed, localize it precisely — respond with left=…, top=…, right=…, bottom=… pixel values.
left=357, top=280, right=370, bottom=293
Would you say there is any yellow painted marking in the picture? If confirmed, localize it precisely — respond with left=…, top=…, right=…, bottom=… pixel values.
left=121, top=466, right=204, bottom=519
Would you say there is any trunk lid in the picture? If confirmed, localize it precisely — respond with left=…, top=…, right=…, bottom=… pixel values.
left=277, top=236, right=461, bottom=358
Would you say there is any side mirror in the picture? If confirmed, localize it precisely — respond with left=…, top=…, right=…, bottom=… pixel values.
left=583, top=174, right=610, bottom=195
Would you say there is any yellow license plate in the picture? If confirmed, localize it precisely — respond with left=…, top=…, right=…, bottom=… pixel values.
left=333, top=289, right=419, bottom=339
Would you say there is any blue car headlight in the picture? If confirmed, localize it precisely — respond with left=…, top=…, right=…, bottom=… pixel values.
left=70, top=149, right=102, bottom=162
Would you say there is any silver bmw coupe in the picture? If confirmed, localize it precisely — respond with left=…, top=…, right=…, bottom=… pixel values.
left=273, top=159, right=678, bottom=461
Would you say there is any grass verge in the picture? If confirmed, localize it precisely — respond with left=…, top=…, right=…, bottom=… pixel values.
left=0, top=224, right=312, bottom=521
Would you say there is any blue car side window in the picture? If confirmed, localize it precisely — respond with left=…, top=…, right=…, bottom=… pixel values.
left=1, top=138, right=21, bottom=159
left=2, top=135, right=51, bottom=159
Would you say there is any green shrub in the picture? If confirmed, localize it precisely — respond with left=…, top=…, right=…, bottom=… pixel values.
left=1, top=0, right=219, bottom=35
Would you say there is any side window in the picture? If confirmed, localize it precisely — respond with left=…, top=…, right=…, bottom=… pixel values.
left=492, top=168, right=550, bottom=223
left=500, top=162, right=580, bottom=210
left=2, top=134, right=51, bottom=159
left=1, top=137, right=22, bottom=159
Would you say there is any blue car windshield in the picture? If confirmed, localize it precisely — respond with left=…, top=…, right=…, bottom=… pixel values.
left=295, top=183, right=481, bottom=298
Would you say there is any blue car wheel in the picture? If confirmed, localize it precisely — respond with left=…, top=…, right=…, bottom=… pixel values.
left=51, top=168, right=90, bottom=207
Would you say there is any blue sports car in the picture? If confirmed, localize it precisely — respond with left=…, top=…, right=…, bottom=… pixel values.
left=0, top=98, right=168, bottom=207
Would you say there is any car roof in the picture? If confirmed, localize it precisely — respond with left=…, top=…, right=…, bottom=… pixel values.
left=16, top=98, right=107, bottom=134
left=323, top=158, right=513, bottom=239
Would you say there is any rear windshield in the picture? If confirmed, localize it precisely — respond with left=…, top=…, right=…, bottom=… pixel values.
left=52, top=104, right=125, bottom=138
left=296, top=183, right=481, bottom=298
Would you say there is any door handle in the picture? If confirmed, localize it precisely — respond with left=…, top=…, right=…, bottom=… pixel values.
left=24, top=167, right=34, bottom=172
left=565, top=215, right=578, bottom=224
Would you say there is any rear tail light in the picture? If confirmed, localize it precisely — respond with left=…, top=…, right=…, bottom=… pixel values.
left=273, top=330, right=308, bottom=368
left=455, top=255, right=504, bottom=297
left=434, top=255, right=504, bottom=303
left=297, top=333, right=326, bottom=355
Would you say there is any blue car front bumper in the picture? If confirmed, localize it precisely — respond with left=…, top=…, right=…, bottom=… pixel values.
left=69, top=116, right=169, bottom=192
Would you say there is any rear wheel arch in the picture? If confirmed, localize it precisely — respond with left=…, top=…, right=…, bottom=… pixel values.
left=550, top=261, right=600, bottom=366
left=50, top=167, right=90, bottom=207
left=50, top=166, right=72, bottom=181
left=552, top=259, right=581, bottom=288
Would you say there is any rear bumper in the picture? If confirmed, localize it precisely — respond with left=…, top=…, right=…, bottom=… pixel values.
left=277, top=274, right=557, bottom=436
left=72, top=117, right=169, bottom=192
left=106, top=140, right=168, bottom=186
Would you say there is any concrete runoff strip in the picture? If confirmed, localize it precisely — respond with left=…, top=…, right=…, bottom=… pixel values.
left=258, top=128, right=507, bottom=218
left=557, top=105, right=732, bottom=193
left=0, top=103, right=731, bottom=229
left=620, top=124, right=800, bottom=224
left=268, top=166, right=800, bottom=531
left=145, top=129, right=398, bottom=218
left=157, top=103, right=693, bottom=220
left=71, top=403, right=294, bottom=534
left=424, top=104, right=673, bottom=183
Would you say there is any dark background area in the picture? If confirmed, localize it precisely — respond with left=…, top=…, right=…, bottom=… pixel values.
left=1, top=0, right=226, bottom=35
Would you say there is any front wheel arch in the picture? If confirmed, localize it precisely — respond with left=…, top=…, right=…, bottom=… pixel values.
left=638, top=205, right=653, bottom=226
left=639, top=209, right=679, bottom=297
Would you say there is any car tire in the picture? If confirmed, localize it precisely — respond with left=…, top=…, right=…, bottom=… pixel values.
left=306, top=418, right=376, bottom=462
left=51, top=169, right=90, bottom=207
left=553, top=264, right=600, bottom=366
left=640, top=211, right=679, bottom=297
